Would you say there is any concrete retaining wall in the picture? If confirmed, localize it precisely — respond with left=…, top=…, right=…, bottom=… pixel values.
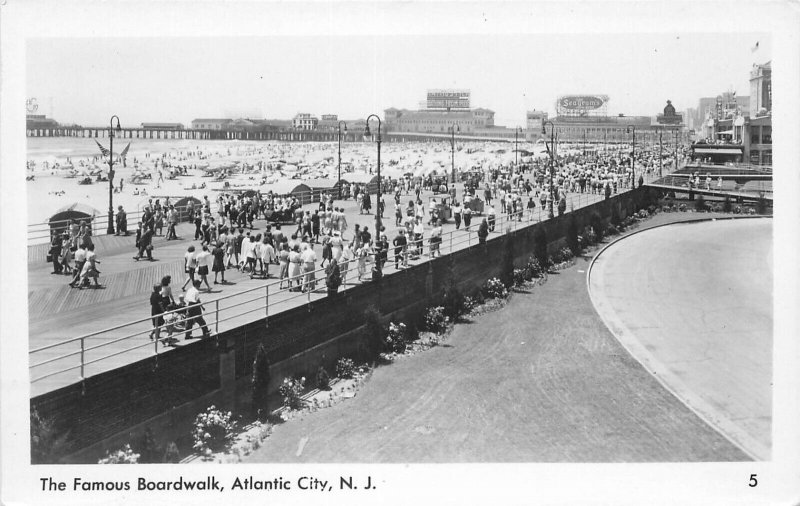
left=31, top=187, right=656, bottom=463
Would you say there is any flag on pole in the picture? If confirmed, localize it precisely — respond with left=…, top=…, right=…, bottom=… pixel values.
left=751, top=41, right=759, bottom=53
left=95, top=140, right=110, bottom=158
left=119, top=143, right=131, bottom=168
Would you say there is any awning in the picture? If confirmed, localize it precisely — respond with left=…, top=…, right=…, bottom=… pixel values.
left=716, top=130, right=735, bottom=135
left=693, top=148, right=743, bottom=155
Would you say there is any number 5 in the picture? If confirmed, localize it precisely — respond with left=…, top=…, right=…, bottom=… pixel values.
left=748, top=474, right=758, bottom=487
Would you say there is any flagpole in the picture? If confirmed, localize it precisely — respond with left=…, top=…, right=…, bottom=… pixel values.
left=107, top=116, right=121, bottom=235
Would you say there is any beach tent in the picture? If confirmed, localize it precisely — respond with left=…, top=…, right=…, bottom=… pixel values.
left=48, top=203, right=101, bottom=236
left=302, top=178, right=342, bottom=202
left=261, top=180, right=313, bottom=205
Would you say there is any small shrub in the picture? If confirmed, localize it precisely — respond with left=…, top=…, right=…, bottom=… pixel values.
left=734, top=206, right=742, bottom=214
left=647, top=205, right=657, bottom=214
left=385, top=322, right=407, bottom=353
left=335, top=358, right=356, bottom=379
left=722, top=196, right=732, bottom=213
left=192, top=406, right=237, bottom=454
left=525, top=255, right=545, bottom=279
left=637, top=209, right=649, bottom=219
left=513, top=268, right=528, bottom=286
left=98, top=444, right=140, bottom=464
left=441, top=280, right=465, bottom=319
left=566, top=214, right=579, bottom=255
left=585, top=227, right=598, bottom=245
left=678, top=203, right=687, bottom=212
left=423, top=307, right=449, bottom=334
left=552, top=247, right=574, bottom=264
left=461, top=296, right=476, bottom=314
left=278, top=377, right=306, bottom=411
left=482, top=277, right=508, bottom=299
left=755, top=197, right=768, bottom=215
left=695, top=194, right=707, bottom=212
left=315, top=366, right=331, bottom=390
left=30, top=408, right=71, bottom=464
left=590, top=213, right=605, bottom=242
left=362, top=305, right=385, bottom=356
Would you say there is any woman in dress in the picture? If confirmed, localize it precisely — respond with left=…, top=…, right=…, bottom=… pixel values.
left=356, top=242, right=370, bottom=282
left=181, top=245, right=197, bottom=291
left=278, top=243, right=290, bottom=289
left=339, top=240, right=354, bottom=287
left=149, top=284, right=164, bottom=341
left=288, top=244, right=303, bottom=292
left=320, top=234, right=332, bottom=268
left=212, top=240, right=226, bottom=284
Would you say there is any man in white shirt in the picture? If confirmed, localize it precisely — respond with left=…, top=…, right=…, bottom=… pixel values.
left=184, top=280, right=211, bottom=340
left=300, top=244, right=317, bottom=292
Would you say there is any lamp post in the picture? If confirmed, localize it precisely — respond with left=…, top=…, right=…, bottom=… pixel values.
left=626, top=125, right=636, bottom=189
left=673, top=129, right=679, bottom=172
left=448, top=124, right=460, bottom=184
left=107, top=115, right=121, bottom=234
left=364, top=114, right=382, bottom=234
left=513, top=126, right=523, bottom=176
left=337, top=120, right=347, bottom=200
left=583, top=129, right=587, bottom=156
left=542, top=120, right=556, bottom=218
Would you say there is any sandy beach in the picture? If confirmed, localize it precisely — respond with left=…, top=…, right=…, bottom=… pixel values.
left=26, top=137, right=550, bottom=231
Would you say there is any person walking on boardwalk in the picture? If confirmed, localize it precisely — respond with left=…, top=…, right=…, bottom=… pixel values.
left=115, top=205, right=127, bottom=236
left=278, top=242, right=290, bottom=289
left=301, top=243, right=318, bottom=292
left=166, top=205, right=179, bottom=240
left=68, top=244, right=87, bottom=288
left=77, top=244, right=101, bottom=288
left=393, top=228, right=408, bottom=268
left=133, top=225, right=154, bottom=261
left=181, top=245, right=198, bottom=291
left=149, top=284, right=164, bottom=342
left=462, top=204, right=472, bottom=229
left=325, top=258, right=342, bottom=298
left=184, top=280, right=211, bottom=340
left=256, top=237, right=276, bottom=279
left=288, top=244, right=303, bottom=292
left=195, top=244, right=213, bottom=291
left=477, top=218, right=489, bottom=244
left=339, top=241, right=354, bottom=286
left=212, top=240, right=227, bottom=284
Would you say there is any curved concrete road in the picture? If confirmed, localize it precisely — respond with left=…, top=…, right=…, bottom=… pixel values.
left=589, top=218, right=772, bottom=460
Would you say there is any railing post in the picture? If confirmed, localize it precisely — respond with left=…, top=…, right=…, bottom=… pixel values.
left=265, top=283, right=269, bottom=320
left=80, top=337, right=85, bottom=381
left=215, top=300, right=220, bottom=335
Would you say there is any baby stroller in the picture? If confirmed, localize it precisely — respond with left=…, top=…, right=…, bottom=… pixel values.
left=161, top=300, right=187, bottom=346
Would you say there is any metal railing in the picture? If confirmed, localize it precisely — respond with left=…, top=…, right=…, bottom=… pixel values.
left=28, top=176, right=650, bottom=391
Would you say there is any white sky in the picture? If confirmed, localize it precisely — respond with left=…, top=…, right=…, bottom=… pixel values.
left=27, top=32, right=770, bottom=128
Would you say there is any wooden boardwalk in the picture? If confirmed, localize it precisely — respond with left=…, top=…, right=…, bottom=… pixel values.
left=28, top=187, right=611, bottom=397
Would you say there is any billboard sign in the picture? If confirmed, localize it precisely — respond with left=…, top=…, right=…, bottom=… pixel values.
left=557, top=95, right=607, bottom=111
left=427, top=89, right=470, bottom=110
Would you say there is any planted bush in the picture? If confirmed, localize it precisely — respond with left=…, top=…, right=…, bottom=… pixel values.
left=385, top=322, right=407, bottom=353
left=722, top=196, right=732, bottom=213
left=98, top=444, right=140, bottom=464
left=315, top=366, right=331, bottom=390
left=278, top=377, right=306, bottom=411
left=695, top=194, right=707, bottom=212
left=513, top=268, right=528, bottom=286
left=482, top=277, right=508, bottom=300
left=525, top=256, right=545, bottom=278
left=192, top=406, right=237, bottom=454
left=423, top=306, right=449, bottom=334
left=335, top=358, right=356, bottom=379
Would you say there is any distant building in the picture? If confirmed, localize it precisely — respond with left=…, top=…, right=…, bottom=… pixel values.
left=526, top=110, right=548, bottom=131
left=141, top=122, right=184, bottom=130
left=749, top=61, right=771, bottom=117
left=26, top=114, right=59, bottom=130
left=191, top=118, right=233, bottom=130
left=292, top=113, right=319, bottom=130
left=318, top=114, right=341, bottom=131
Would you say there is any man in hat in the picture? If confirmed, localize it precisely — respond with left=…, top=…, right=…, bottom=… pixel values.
left=115, top=205, right=127, bottom=236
